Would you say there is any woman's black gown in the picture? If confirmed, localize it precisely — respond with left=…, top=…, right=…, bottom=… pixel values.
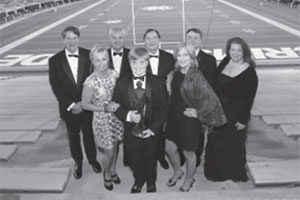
left=204, top=57, right=258, bottom=182
left=165, top=70, right=202, bottom=151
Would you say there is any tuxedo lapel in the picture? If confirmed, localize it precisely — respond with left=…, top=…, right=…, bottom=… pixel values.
left=157, top=51, right=163, bottom=76
left=127, top=77, right=135, bottom=109
left=108, top=48, right=114, bottom=70
left=61, top=52, right=76, bottom=85
left=77, top=49, right=86, bottom=86
left=144, top=76, right=152, bottom=121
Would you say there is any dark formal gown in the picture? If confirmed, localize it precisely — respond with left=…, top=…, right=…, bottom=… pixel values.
left=165, top=70, right=202, bottom=151
left=204, top=58, right=258, bottom=182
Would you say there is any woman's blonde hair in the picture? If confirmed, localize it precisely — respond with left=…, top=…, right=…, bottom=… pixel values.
left=173, top=42, right=198, bottom=71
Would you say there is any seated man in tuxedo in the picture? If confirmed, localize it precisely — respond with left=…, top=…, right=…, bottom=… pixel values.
left=112, top=47, right=168, bottom=193
left=143, top=28, right=175, bottom=169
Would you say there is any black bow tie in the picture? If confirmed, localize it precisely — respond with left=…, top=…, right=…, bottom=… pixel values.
left=133, top=75, right=145, bottom=81
left=149, top=55, right=158, bottom=58
left=68, top=54, right=78, bottom=58
left=113, top=52, right=123, bottom=56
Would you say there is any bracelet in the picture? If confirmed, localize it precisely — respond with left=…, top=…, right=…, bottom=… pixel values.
left=104, top=103, right=109, bottom=113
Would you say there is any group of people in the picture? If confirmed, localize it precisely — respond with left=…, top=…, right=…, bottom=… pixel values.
left=48, top=25, right=258, bottom=193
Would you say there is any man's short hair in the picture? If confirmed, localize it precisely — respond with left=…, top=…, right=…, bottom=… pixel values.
left=61, top=26, right=80, bottom=38
left=143, top=28, right=161, bottom=40
left=185, top=28, right=203, bottom=39
left=128, top=47, right=150, bottom=61
left=108, top=26, right=126, bottom=37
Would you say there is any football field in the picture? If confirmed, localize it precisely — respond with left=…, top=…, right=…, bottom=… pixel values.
left=0, top=0, right=299, bottom=72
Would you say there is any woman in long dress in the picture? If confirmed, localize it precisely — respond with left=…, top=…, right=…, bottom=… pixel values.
left=204, top=37, right=258, bottom=182
left=82, top=45, right=124, bottom=190
left=165, top=43, right=226, bottom=192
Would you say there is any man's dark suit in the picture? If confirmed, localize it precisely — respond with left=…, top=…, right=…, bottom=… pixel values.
left=195, top=50, right=217, bottom=166
left=147, top=49, right=175, bottom=79
left=48, top=47, right=97, bottom=165
left=147, top=49, right=175, bottom=164
left=108, top=47, right=132, bottom=77
left=112, top=74, right=168, bottom=187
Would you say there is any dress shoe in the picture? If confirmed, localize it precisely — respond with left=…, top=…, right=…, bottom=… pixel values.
left=159, top=159, right=169, bottom=169
left=179, top=178, right=195, bottom=192
left=111, top=173, right=121, bottom=184
left=91, top=161, right=102, bottom=173
left=103, top=173, right=113, bottom=191
left=73, top=163, right=82, bottom=179
left=130, top=184, right=142, bottom=193
left=146, top=184, right=156, bottom=193
left=167, top=171, right=184, bottom=187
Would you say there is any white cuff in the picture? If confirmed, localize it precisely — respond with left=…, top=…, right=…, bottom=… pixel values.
left=126, top=111, right=131, bottom=122
left=67, top=102, right=75, bottom=111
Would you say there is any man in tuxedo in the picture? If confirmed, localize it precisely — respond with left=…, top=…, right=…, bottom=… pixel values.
left=112, top=47, right=168, bottom=193
left=108, top=26, right=131, bottom=78
left=49, top=26, right=102, bottom=179
left=185, top=28, right=217, bottom=167
left=143, top=28, right=175, bottom=170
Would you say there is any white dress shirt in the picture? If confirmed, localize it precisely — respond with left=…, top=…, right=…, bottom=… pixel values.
left=126, top=75, right=146, bottom=122
left=111, top=49, right=123, bottom=76
left=149, top=51, right=159, bottom=75
left=65, top=49, right=79, bottom=111
left=65, top=49, right=79, bottom=83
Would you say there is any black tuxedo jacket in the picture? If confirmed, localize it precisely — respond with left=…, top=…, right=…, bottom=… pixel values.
left=112, top=74, right=169, bottom=135
left=48, top=47, right=91, bottom=120
left=197, top=50, right=217, bottom=87
left=108, top=47, right=131, bottom=77
left=147, top=49, right=175, bottom=79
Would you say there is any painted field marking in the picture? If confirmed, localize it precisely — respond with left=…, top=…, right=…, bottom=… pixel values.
left=218, top=0, right=300, bottom=37
left=0, top=0, right=106, bottom=55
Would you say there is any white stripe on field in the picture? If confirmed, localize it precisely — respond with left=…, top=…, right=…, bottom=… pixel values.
left=218, top=0, right=300, bottom=37
left=0, top=0, right=106, bottom=55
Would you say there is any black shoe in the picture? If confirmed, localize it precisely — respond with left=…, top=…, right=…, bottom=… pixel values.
left=73, top=163, right=82, bottom=179
left=130, top=184, right=142, bottom=193
left=91, top=161, right=102, bottom=173
left=167, top=171, right=184, bottom=187
left=179, top=178, right=195, bottom=192
left=103, top=173, right=113, bottom=191
left=111, top=174, right=121, bottom=184
left=146, top=184, right=156, bottom=193
left=159, top=159, right=169, bottom=169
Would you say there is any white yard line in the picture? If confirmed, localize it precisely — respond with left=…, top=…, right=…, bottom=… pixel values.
left=0, top=0, right=106, bottom=55
left=217, top=0, right=300, bottom=37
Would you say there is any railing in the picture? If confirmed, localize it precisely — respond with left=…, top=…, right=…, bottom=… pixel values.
left=0, top=0, right=83, bottom=25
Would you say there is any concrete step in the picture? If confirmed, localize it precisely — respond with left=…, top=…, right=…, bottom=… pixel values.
left=0, top=144, right=17, bottom=161
left=280, top=124, right=300, bottom=137
left=0, top=167, right=71, bottom=193
left=0, top=130, right=41, bottom=144
left=247, top=159, right=300, bottom=186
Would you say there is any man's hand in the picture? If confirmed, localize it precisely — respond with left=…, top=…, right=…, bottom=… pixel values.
left=105, top=102, right=120, bottom=112
left=141, top=129, right=155, bottom=139
left=129, top=110, right=141, bottom=123
left=71, top=102, right=83, bottom=114
left=235, top=121, right=246, bottom=130
left=183, top=108, right=197, bottom=118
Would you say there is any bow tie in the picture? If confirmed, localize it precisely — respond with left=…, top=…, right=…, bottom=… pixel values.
left=68, top=54, right=78, bottom=58
left=149, top=55, right=158, bottom=58
left=113, top=52, right=123, bottom=56
left=133, top=75, right=145, bottom=81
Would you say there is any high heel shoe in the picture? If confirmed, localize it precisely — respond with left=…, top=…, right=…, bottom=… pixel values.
left=111, top=173, right=121, bottom=184
left=103, top=173, right=113, bottom=191
left=179, top=178, right=195, bottom=192
left=167, top=171, right=184, bottom=187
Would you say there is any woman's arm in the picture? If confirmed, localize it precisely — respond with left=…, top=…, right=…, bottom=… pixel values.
left=82, top=85, right=106, bottom=112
